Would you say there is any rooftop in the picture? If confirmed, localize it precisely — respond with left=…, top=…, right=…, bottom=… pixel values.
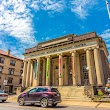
left=0, top=49, right=23, bottom=61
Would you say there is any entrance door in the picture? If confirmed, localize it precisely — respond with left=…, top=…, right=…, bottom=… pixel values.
left=9, top=85, right=13, bottom=93
left=80, top=54, right=89, bottom=85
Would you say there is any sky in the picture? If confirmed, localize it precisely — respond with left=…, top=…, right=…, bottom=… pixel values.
left=0, top=0, right=110, bottom=61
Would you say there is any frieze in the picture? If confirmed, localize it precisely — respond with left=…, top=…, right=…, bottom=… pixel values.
left=25, top=41, right=97, bottom=58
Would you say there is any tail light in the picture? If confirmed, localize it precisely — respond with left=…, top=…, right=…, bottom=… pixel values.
left=0, top=94, right=8, bottom=96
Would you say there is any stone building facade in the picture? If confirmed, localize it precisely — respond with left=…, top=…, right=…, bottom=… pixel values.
left=0, top=50, right=23, bottom=93
left=22, top=32, right=110, bottom=87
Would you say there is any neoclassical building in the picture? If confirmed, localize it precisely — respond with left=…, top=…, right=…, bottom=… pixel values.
left=22, top=32, right=110, bottom=87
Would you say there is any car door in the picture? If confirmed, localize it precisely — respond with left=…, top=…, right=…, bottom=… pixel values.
left=25, top=88, right=37, bottom=103
left=34, top=88, right=48, bottom=102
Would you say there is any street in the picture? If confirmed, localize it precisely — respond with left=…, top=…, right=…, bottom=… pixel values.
left=0, top=102, right=110, bottom=110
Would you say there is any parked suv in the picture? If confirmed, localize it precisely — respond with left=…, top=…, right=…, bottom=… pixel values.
left=17, top=86, right=61, bottom=108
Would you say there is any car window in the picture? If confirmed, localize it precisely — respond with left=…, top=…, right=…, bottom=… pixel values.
left=36, top=88, right=48, bottom=92
left=51, top=88, right=59, bottom=94
left=29, top=88, right=37, bottom=93
left=0, top=90, right=4, bottom=93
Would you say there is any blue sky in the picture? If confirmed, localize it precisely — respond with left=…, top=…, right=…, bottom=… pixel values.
left=0, top=0, right=110, bottom=61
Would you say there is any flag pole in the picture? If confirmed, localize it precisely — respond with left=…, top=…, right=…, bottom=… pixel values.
left=106, top=0, right=110, bottom=19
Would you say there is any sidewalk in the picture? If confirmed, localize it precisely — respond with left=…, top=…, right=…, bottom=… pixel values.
left=61, top=100, right=110, bottom=109
left=8, top=95, right=110, bottom=109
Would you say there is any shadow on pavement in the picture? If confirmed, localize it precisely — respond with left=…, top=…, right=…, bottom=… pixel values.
left=24, top=104, right=68, bottom=108
left=0, top=101, right=10, bottom=103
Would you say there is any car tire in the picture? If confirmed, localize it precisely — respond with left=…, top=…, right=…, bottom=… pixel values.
left=2, top=100, right=5, bottom=102
left=31, top=103, right=35, bottom=106
left=40, top=98, right=48, bottom=108
left=52, top=103, right=57, bottom=107
left=18, top=98, right=25, bottom=106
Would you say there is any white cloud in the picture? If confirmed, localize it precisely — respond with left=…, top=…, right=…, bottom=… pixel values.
left=0, top=0, right=65, bottom=58
left=0, top=0, right=37, bottom=44
left=40, top=0, right=65, bottom=13
left=100, top=29, right=110, bottom=61
left=70, top=0, right=97, bottom=19
left=100, top=29, right=110, bottom=39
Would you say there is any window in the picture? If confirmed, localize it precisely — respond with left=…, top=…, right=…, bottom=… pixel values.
left=20, top=70, right=23, bottom=76
left=29, top=88, right=37, bottom=93
left=51, top=88, right=59, bottom=94
left=36, top=88, right=48, bottom=92
left=0, top=57, right=5, bottom=64
left=19, top=79, right=22, bottom=84
left=8, top=68, right=14, bottom=75
left=8, top=77, right=13, bottom=83
left=0, top=66, right=3, bottom=73
left=21, top=62, right=24, bottom=68
left=55, top=66, right=58, bottom=69
left=10, top=60, right=16, bottom=66
left=82, top=66, right=88, bottom=79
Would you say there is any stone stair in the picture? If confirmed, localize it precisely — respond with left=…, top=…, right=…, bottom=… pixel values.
left=57, top=86, right=92, bottom=102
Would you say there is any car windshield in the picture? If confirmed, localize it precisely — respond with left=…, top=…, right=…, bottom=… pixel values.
left=0, top=90, right=4, bottom=93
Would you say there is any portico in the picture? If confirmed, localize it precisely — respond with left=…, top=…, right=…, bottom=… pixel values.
left=22, top=32, right=110, bottom=87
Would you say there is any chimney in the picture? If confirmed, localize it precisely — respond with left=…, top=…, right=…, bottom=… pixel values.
left=7, top=49, right=10, bottom=55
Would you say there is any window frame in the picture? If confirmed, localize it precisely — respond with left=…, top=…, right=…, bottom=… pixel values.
left=10, top=60, right=16, bottom=66
left=0, top=57, right=5, bottom=64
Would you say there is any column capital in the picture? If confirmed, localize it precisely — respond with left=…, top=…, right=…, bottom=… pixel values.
left=57, top=53, right=63, bottom=56
left=70, top=50, right=76, bottom=53
left=84, top=48, right=92, bottom=51
left=23, top=60, right=27, bottom=63
left=27, top=59, right=31, bottom=62
left=92, top=46, right=99, bottom=50
left=45, top=55, right=51, bottom=58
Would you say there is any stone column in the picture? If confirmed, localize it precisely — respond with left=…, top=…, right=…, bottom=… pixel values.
left=93, top=47, right=104, bottom=86
left=22, top=60, right=27, bottom=87
left=85, top=48, right=94, bottom=85
left=65, top=58, right=68, bottom=85
left=42, top=59, right=46, bottom=86
left=76, top=53, right=81, bottom=86
left=59, top=54, right=63, bottom=86
left=26, top=60, right=31, bottom=87
left=71, top=51, right=77, bottom=86
left=46, top=56, right=50, bottom=86
left=29, top=60, right=33, bottom=87
left=36, top=58, right=40, bottom=86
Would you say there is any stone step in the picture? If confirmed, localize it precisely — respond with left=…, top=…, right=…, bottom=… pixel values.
left=62, top=98, right=92, bottom=102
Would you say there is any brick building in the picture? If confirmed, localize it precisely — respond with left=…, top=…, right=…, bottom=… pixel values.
left=0, top=49, right=23, bottom=93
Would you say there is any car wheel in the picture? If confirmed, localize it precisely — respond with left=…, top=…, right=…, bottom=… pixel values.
left=40, top=98, right=48, bottom=108
left=18, top=98, right=25, bottom=106
left=52, top=103, right=57, bottom=107
left=2, top=100, right=5, bottom=102
left=31, top=103, right=35, bottom=106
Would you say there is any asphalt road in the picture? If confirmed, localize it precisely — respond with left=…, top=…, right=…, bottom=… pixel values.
left=0, top=102, right=110, bottom=110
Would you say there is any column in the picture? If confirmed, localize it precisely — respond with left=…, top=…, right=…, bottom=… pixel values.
left=22, top=60, right=27, bottom=87
left=26, top=60, right=31, bottom=87
left=93, top=47, right=104, bottom=86
left=76, top=53, right=81, bottom=85
left=85, top=48, right=94, bottom=85
left=71, top=51, right=77, bottom=86
left=36, top=58, right=40, bottom=86
left=29, top=60, right=33, bottom=87
left=42, top=59, right=46, bottom=86
left=32, top=60, right=37, bottom=87
left=46, top=56, right=50, bottom=86
left=59, top=54, right=63, bottom=86
left=65, top=58, right=68, bottom=85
